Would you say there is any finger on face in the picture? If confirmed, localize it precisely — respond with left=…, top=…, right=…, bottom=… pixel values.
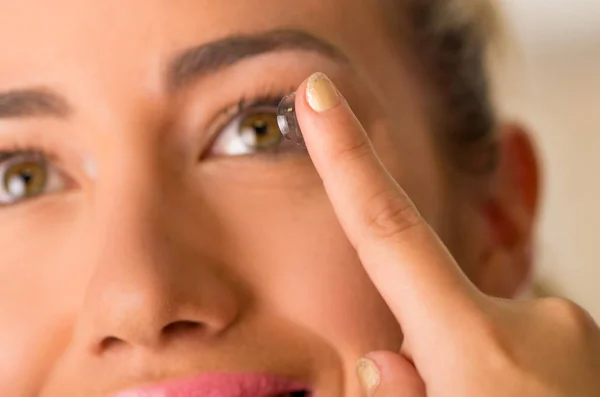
left=293, top=72, right=485, bottom=344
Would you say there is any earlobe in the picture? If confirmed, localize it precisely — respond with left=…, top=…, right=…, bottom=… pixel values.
left=477, top=122, right=541, bottom=297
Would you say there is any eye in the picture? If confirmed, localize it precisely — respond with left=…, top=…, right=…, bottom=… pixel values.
left=0, top=152, right=67, bottom=205
left=209, top=105, right=294, bottom=156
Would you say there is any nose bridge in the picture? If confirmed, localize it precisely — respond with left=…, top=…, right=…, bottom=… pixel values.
left=88, top=121, right=184, bottom=281
left=75, top=158, right=240, bottom=353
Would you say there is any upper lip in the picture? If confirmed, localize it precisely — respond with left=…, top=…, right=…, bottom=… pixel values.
left=111, top=373, right=311, bottom=397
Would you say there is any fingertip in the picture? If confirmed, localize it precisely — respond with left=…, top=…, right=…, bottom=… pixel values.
left=356, top=357, right=381, bottom=396
left=292, top=72, right=366, bottom=163
left=294, top=72, right=341, bottom=111
left=357, top=352, right=425, bottom=397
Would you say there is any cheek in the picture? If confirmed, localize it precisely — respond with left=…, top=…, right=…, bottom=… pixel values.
left=0, top=200, right=87, bottom=396
left=209, top=179, right=403, bottom=360
left=0, top=309, right=72, bottom=396
left=269, top=233, right=404, bottom=359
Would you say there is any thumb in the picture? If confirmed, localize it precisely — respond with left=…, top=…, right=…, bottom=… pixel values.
left=356, top=351, right=426, bottom=397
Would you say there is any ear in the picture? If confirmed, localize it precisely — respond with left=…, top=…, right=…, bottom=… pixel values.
left=476, top=123, right=541, bottom=298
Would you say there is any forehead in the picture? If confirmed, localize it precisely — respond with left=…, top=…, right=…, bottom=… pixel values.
left=0, top=0, right=388, bottom=89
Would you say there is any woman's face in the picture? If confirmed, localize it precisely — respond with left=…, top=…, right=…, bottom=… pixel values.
left=0, top=0, right=528, bottom=396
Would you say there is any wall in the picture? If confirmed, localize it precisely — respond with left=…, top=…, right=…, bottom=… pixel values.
left=498, top=0, right=600, bottom=319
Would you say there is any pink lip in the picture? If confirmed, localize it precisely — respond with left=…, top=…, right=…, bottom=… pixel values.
left=112, top=373, right=311, bottom=397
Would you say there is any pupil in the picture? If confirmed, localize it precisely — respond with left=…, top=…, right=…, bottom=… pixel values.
left=253, top=120, right=269, bottom=136
left=21, top=171, right=33, bottom=184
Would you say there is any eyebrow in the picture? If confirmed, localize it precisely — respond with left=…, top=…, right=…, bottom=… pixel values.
left=169, top=29, right=349, bottom=89
left=0, top=88, right=71, bottom=119
left=0, top=30, right=347, bottom=120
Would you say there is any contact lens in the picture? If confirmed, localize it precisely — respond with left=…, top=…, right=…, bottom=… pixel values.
left=277, top=93, right=305, bottom=148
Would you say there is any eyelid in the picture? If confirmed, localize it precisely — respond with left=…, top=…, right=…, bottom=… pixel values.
left=0, top=147, right=58, bottom=166
left=213, top=93, right=289, bottom=132
left=0, top=126, right=89, bottom=181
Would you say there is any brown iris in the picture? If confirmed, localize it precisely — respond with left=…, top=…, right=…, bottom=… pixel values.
left=239, top=112, right=282, bottom=150
left=3, top=159, right=47, bottom=200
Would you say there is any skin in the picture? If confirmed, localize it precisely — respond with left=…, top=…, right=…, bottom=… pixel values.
left=0, top=0, right=548, bottom=396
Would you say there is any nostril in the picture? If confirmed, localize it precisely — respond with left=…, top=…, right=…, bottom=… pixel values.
left=99, top=336, right=126, bottom=352
left=96, top=321, right=204, bottom=353
left=162, top=320, right=203, bottom=338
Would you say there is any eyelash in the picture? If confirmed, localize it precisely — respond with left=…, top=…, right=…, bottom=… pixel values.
left=214, top=87, right=294, bottom=128
left=0, top=143, right=59, bottom=165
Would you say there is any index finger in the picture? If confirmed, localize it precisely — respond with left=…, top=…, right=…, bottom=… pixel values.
left=293, top=73, right=486, bottom=337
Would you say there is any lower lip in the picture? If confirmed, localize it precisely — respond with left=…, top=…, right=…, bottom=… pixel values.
left=112, top=373, right=311, bottom=397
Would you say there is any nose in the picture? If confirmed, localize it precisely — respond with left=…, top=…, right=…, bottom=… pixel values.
left=86, top=260, right=239, bottom=353
left=74, top=186, right=241, bottom=355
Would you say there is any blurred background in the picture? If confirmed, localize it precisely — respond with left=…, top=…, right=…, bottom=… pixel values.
left=497, top=0, right=600, bottom=320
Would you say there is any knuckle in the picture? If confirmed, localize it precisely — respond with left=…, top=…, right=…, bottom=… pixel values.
left=539, top=298, right=598, bottom=339
left=330, top=138, right=426, bottom=244
left=468, top=313, right=519, bottom=369
left=329, top=138, right=373, bottom=168
left=362, top=188, right=423, bottom=242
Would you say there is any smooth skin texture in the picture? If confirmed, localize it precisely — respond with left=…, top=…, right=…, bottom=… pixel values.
left=297, top=73, right=600, bottom=396
left=0, top=0, right=553, bottom=396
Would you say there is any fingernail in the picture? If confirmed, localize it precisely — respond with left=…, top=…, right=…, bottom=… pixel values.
left=356, top=358, right=380, bottom=396
left=306, top=72, right=340, bottom=112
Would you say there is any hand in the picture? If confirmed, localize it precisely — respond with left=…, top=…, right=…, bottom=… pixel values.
left=294, top=72, right=600, bottom=397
